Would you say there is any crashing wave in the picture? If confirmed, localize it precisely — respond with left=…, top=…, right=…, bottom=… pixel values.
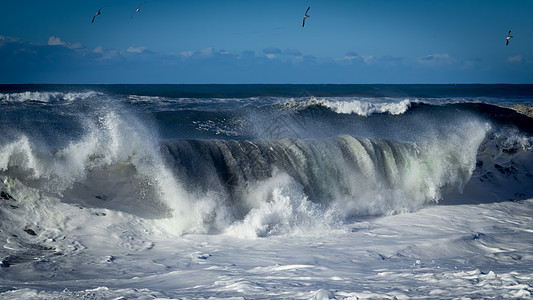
left=0, top=91, right=100, bottom=103
left=281, top=97, right=412, bottom=116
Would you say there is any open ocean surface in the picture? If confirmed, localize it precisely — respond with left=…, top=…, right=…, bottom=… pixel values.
left=1, top=84, right=533, bottom=299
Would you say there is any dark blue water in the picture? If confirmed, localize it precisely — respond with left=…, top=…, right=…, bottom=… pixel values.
left=2, top=84, right=532, bottom=141
left=2, top=84, right=533, bottom=99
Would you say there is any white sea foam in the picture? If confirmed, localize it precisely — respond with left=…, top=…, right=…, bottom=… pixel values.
left=226, top=172, right=338, bottom=238
left=0, top=91, right=99, bottom=103
left=126, top=95, right=165, bottom=104
left=2, top=187, right=532, bottom=299
left=282, top=97, right=412, bottom=116
left=321, top=98, right=411, bottom=116
left=0, top=106, right=229, bottom=234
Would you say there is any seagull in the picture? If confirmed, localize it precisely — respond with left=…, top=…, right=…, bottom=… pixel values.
left=131, top=2, right=145, bottom=19
left=302, top=7, right=310, bottom=27
left=92, top=7, right=104, bottom=23
left=506, top=30, right=513, bottom=45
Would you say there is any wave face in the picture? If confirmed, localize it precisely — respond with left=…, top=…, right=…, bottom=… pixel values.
left=0, top=84, right=532, bottom=237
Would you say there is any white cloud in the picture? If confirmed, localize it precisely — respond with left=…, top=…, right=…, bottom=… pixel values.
left=200, top=47, right=214, bottom=57
left=362, top=56, right=375, bottom=64
left=341, top=52, right=379, bottom=65
left=47, top=36, right=82, bottom=49
left=47, top=36, right=65, bottom=46
left=418, top=53, right=457, bottom=66
left=507, top=55, right=523, bottom=63
left=190, top=47, right=214, bottom=59
left=93, top=46, right=119, bottom=60
left=179, top=50, right=194, bottom=57
left=178, top=48, right=231, bottom=59
left=342, top=52, right=361, bottom=64
left=0, top=35, right=20, bottom=48
left=127, top=46, right=147, bottom=54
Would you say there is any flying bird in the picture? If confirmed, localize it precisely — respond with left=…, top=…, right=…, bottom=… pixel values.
left=131, top=2, right=145, bottom=19
left=506, top=30, right=513, bottom=45
left=302, top=7, right=310, bottom=27
left=92, top=7, right=104, bottom=23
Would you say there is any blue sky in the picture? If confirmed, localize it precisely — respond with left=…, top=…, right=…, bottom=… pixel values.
left=1, top=0, right=533, bottom=83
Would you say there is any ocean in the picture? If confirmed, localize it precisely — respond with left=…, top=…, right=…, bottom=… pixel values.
left=0, top=84, right=532, bottom=299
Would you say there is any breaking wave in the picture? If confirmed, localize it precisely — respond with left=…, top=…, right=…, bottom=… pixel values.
left=280, top=97, right=412, bottom=116
left=0, top=91, right=100, bottom=103
left=0, top=89, right=532, bottom=238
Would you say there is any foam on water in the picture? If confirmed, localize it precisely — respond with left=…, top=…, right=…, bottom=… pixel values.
left=281, top=97, right=412, bottom=116
left=320, top=98, right=411, bottom=116
left=225, top=172, right=339, bottom=238
left=0, top=91, right=100, bottom=103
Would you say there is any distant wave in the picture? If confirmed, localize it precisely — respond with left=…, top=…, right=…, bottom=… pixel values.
left=0, top=91, right=100, bottom=103
left=127, top=95, right=166, bottom=103
left=281, top=97, right=412, bottom=116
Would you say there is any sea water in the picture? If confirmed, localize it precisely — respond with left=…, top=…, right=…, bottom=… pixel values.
left=0, top=84, right=532, bottom=298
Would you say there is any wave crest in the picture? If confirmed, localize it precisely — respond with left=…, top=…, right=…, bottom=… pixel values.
left=0, top=91, right=100, bottom=103
left=281, top=97, right=412, bottom=116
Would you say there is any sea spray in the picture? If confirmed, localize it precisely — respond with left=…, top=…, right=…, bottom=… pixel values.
left=280, top=97, right=412, bottom=116
left=226, top=172, right=338, bottom=238
left=0, top=91, right=100, bottom=103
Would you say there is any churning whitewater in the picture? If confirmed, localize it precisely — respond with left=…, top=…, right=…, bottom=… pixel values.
left=1, top=85, right=532, bottom=299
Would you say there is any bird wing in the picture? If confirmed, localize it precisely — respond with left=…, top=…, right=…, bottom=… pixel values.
left=92, top=7, right=103, bottom=23
left=506, top=40, right=509, bottom=45
left=302, top=18, right=305, bottom=27
left=306, top=7, right=310, bottom=14
left=508, top=30, right=512, bottom=37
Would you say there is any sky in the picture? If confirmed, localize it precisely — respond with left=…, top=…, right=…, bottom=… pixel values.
left=1, top=0, right=533, bottom=84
